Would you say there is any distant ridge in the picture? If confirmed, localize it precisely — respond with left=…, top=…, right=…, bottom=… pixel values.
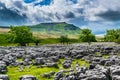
left=0, top=22, right=81, bottom=38
left=0, top=26, right=9, bottom=28
left=28, top=22, right=81, bottom=35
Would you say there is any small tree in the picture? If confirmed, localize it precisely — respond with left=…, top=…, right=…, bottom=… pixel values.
left=79, top=29, right=96, bottom=44
left=33, top=37, right=40, bottom=46
left=104, top=29, right=116, bottom=42
left=9, top=26, right=33, bottom=46
left=0, top=33, right=14, bottom=45
left=104, top=29, right=120, bottom=43
left=59, top=35, right=69, bottom=44
left=115, top=36, right=120, bottom=44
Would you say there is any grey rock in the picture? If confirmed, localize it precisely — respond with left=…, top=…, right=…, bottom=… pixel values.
left=0, top=74, right=9, bottom=80
left=19, top=75, right=37, bottom=80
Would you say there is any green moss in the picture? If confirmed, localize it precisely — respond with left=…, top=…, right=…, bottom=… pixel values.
left=7, top=66, right=59, bottom=80
left=115, top=53, right=120, bottom=56
left=7, top=59, right=89, bottom=80
left=95, top=52, right=101, bottom=56
left=102, top=55, right=109, bottom=59
left=17, top=59, right=23, bottom=62
left=72, top=59, right=89, bottom=67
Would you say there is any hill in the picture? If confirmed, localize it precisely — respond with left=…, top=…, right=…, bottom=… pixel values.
left=28, top=22, right=81, bottom=38
left=0, top=22, right=81, bottom=38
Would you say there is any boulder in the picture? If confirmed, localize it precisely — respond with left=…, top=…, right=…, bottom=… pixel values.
left=112, top=76, right=120, bottom=80
left=0, top=74, right=9, bottom=80
left=19, top=75, right=37, bottom=80
left=50, top=56, right=59, bottom=62
left=34, top=58, right=46, bottom=65
left=45, top=63, right=59, bottom=68
left=54, top=71, right=63, bottom=80
left=42, top=73, right=51, bottom=78
left=62, top=59, right=72, bottom=68
left=0, top=61, right=7, bottom=73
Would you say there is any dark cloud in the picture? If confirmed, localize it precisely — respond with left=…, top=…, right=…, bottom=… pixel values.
left=14, top=1, right=27, bottom=10
left=55, top=13, right=61, bottom=20
left=76, top=8, right=84, bottom=14
left=64, top=12, right=75, bottom=19
left=68, top=17, right=87, bottom=27
left=97, top=10, right=120, bottom=21
left=0, top=2, right=5, bottom=8
left=0, top=2, right=27, bottom=26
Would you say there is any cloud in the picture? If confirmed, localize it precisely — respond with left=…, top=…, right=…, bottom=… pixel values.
left=0, top=1, right=27, bottom=25
left=0, top=0, right=120, bottom=26
left=63, top=12, right=75, bottom=19
left=0, top=0, right=91, bottom=24
left=84, top=0, right=120, bottom=21
left=96, top=10, right=120, bottom=21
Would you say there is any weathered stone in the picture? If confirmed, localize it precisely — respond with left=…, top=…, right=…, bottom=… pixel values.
left=19, top=75, right=37, bottom=80
left=0, top=74, right=9, bottom=80
left=54, top=70, right=63, bottom=80
left=112, top=76, right=120, bottom=80
left=50, top=56, right=59, bottom=62
left=34, top=58, right=46, bottom=65
left=62, top=59, right=72, bottom=69
left=0, top=61, right=7, bottom=73
left=42, top=73, right=51, bottom=78
left=45, top=63, right=59, bottom=68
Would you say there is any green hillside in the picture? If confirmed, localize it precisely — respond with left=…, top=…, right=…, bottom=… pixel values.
left=0, top=22, right=81, bottom=38
left=28, top=22, right=81, bottom=37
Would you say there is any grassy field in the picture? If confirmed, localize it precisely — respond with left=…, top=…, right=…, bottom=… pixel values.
left=0, top=28, right=79, bottom=39
left=0, top=28, right=104, bottom=40
left=33, top=32, right=79, bottom=39
left=7, top=59, right=89, bottom=80
left=0, top=28, right=9, bottom=33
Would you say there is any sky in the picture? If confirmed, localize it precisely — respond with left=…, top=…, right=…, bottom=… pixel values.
left=0, top=0, right=120, bottom=35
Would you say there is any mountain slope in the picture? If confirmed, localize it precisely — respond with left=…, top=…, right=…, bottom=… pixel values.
left=0, top=22, right=81, bottom=38
left=28, top=22, right=81, bottom=37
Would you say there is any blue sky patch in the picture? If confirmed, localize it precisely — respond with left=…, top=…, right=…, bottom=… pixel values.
left=24, top=0, right=52, bottom=6
left=24, top=0, right=36, bottom=3
left=34, top=0, right=52, bottom=6
left=70, top=0, right=77, bottom=4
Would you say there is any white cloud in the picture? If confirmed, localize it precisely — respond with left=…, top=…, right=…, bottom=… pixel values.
left=0, top=0, right=85, bottom=24
left=33, top=0, right=43, bottom=4
left=0, top=0, right=120, bottom=24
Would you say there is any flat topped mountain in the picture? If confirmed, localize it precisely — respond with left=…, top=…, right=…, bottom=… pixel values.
left=28, top=22, right=81, bottom=36
left=0, top=22, right=81, bottom=38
